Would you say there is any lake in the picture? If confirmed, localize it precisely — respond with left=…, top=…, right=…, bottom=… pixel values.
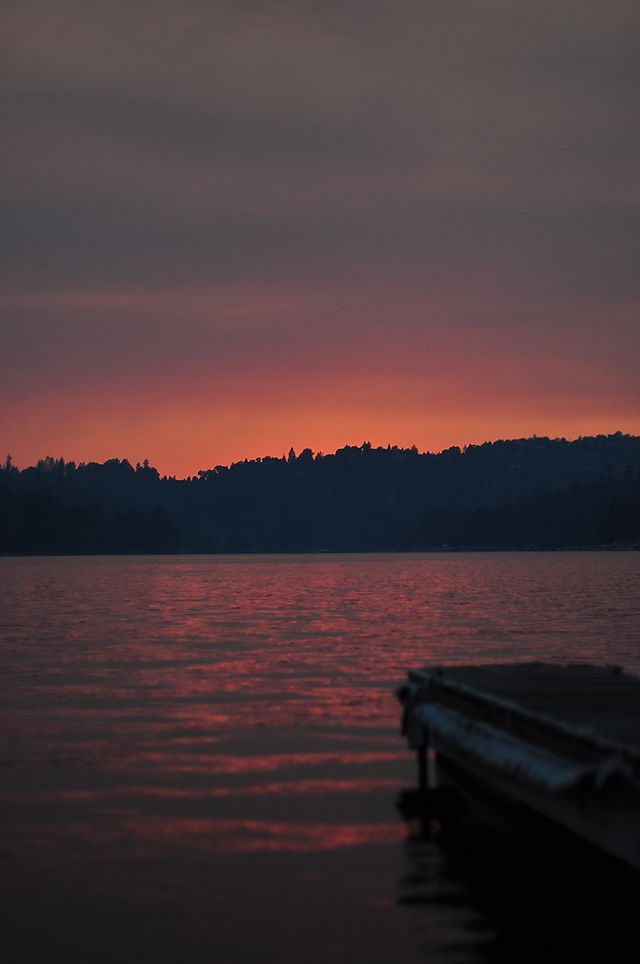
left=1, top=552, right=640, bottom=963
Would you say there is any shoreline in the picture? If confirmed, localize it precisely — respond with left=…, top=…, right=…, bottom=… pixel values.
left=2, top=544, right=640, bottom=558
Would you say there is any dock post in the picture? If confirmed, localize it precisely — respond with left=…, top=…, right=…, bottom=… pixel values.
left=418, top=739, right=428, bottom=791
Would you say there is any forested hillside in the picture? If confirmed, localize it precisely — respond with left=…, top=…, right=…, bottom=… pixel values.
left=408, top=469, right=640, bottom=549
left=1, top=433, right=640, bottom=552
left=0, top=486, right=179, bottom=554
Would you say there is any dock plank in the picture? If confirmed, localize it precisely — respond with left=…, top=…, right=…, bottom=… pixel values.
left=435, top=663, right=640, bottom=746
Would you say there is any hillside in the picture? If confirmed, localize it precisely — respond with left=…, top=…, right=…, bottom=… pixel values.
left=2, top=433, right=640, bottom=552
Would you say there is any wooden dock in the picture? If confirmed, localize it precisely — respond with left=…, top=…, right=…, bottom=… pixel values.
left=397, top=663, right=640, bottom=870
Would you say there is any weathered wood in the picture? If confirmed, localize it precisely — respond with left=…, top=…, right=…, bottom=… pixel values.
left=397, top=662, right=640, bottom=871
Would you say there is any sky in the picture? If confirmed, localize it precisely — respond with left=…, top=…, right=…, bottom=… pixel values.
left=1, top=0, right=639, bottom=477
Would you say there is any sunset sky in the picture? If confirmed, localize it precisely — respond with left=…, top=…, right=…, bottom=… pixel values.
left=1, top=0, right=639, bottom=477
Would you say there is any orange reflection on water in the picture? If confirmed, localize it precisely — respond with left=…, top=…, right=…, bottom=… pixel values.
left=10, top=816, right=407, bottom=859
left=128, top=750, right=402, bottom=774
left=0, top=778, right=405, bottom=806
left=207, top=778, right=405, bottom=797
left=118, top=816, right=407, bottom=853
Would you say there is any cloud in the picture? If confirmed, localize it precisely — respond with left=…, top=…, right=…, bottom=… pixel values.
left=3, top=0, right=639, bottom=217
left=1, top=1, right=639, bottom=471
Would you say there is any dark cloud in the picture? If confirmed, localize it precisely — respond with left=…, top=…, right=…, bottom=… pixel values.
left=3, top=187, right=639, bottom=303
left=4, top=1, right=639, bottom=213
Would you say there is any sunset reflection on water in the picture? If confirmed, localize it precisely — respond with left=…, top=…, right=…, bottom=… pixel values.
left=2, top=553, right=640, bottom=963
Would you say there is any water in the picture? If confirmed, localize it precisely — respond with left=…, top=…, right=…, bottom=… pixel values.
left=1, top=552, right=639, bottom=963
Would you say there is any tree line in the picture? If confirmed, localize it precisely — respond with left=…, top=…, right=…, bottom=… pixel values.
left=1, top=433, right=640, bottom=552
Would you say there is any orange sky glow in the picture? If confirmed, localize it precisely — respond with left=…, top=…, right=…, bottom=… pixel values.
left=2, top=2, right=639, bottom=477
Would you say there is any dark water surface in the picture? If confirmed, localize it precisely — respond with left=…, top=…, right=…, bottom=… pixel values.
left=1, top=552, right=640, bottom=963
